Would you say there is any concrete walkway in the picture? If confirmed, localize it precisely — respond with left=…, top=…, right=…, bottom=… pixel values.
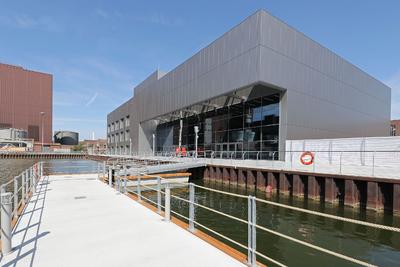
left=0, top=174, right=245, bottom=267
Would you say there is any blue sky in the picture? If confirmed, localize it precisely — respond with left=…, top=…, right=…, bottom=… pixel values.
left=1, top=0, right=399, bottom=140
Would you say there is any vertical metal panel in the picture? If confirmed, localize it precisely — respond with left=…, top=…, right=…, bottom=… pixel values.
left=108, top=10, right=391, bottom=152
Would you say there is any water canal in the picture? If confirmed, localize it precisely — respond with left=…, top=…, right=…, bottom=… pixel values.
left=1, top=159, right=399, bottom=266
left=142, top=179, right=400, bottom=267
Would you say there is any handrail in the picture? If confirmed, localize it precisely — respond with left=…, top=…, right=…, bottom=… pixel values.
left=0, top=162, right=43, bottom=254
left=104, top=163, right=388, bottom=267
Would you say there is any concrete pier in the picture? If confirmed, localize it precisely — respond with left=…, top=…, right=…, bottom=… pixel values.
left=1, top=173, right=245, bottom=267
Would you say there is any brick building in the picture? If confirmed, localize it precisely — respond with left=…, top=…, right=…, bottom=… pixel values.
left=0, top=63, right=52, bottom=143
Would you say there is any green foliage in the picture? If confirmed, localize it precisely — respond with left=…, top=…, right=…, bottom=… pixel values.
left=72, top=143, right=84, bottom=151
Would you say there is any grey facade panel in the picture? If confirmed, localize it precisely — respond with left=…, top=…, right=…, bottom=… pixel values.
left=107, top=9, right=391, bottom=153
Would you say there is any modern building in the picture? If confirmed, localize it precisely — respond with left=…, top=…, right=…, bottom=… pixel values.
left=54, top=131, right=79, bottom=145
left=0, top=63, right=53, bottom=143
left=107, top=10, right=391, bottom=157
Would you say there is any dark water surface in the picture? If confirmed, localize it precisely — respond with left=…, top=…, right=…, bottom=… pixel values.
left=143, top=179, right=400, bottom=267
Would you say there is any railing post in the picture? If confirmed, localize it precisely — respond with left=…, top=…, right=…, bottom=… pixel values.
left=164, top=182, right=170, bottom=222
left=13, top=176, right=18, bottom=219
left=247, top=196, right=256, bottom=267
left=32, top=166, right=36, bottom=194
left=157, top=176, right=161, bottom=214
left=103, top=161, right=106, bottom=179
left=117, top=174, right=121, bottom=193
left=372, top=151, right=376, bottom=177
left=108, top=167, right=112, bottom=187
left=40, top=162, right=43, bottom=178
left=21, top=172, right=25, bottom=204
left=1, top=192, right=13, bottom=254
left=25, top=169, right=29, bottom=197
left=97, top=163, right=100, bottom=180
left=137, top=174, right=142, bottom=202
left=189, top=183, right=195, bottom=232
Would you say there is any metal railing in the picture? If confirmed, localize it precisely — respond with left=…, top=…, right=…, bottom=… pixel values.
left=101, top=162, right=395, bottom=267
left=0, top=162, right=43, bottom=254
left=123, top=149, right=400, bottom=179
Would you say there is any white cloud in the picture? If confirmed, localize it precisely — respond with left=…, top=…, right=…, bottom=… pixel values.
left=386, top=70, right=400, bottom=119
left=85, top=92, right=98, bottom=107
left=0, top=14, right=61, bottom=32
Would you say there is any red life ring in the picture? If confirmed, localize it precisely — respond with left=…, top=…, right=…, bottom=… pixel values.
left=300, top=151, right=314, bottom=165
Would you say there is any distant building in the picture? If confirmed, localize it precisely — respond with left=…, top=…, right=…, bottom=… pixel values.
left=54, top=131, right=79, bottom=145
left=80, top=139, right=107, bottom=154
left=390, top=120, right=400, bottom=136
left=0, top=63, right=53, bottom=143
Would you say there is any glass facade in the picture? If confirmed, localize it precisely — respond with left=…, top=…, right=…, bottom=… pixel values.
left=156, top=85, right=280, bottom=159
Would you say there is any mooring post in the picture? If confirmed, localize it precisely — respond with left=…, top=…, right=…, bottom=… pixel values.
left=247, top=196, right=256, bottom=267
left=164, top=182, right=170, bottom=222
left=13, top=176, right=18, bottom=219
left=189, top=183, right=195, bottom=232
left=157, top=176, right=162, bottom=214
left=1, top=192, right=13, bottom=255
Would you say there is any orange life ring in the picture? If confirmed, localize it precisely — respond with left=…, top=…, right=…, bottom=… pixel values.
left=300, top=151, right=314, bottom=165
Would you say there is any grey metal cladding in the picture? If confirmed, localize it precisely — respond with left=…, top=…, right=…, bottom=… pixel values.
left=257, top=10, right=390, bottom=138
left=108, top=9, right=391, bottom=151
left=134, top=11, right=263, bottom=121
left=107, top=97, right=132, bottom=124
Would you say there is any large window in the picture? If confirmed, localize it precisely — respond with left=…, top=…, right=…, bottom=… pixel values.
left=155, top=85, right=280, bottom=158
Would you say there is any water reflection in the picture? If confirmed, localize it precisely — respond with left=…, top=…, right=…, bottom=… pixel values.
left=142, top=179, right=400, bottom=267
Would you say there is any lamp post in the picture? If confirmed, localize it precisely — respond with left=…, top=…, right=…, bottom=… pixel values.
left=40, top=112, right=45, bottom=152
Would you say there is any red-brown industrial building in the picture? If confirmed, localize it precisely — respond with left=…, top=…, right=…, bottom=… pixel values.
left=0, top=63, right=52, bottom=143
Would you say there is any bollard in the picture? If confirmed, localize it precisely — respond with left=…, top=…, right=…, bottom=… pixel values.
left=97, top=163, right=100, bottom=180
left=1, top=192, right=13, bottom=254
left=189, top=183, right=195, bottom=232
left=247, top=196, right=256, bottom=267
left=108, top=168, right=112, bottom=187
left=123, top=177, right=127, bottom=194
left=137, top=174, right=142, bottom=202
left=13, top=176, right=18, bottom=219
left=164, top=183, right=170, bottom=222
left=157, top=176, right=161, bottom=214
